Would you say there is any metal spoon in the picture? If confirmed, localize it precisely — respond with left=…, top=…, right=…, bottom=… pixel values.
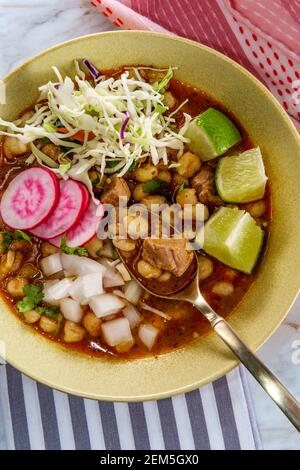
left=118, top=249, right=300, bottom=431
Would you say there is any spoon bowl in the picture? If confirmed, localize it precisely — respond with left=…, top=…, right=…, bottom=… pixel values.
left=117, top=246, right=300, bottom=431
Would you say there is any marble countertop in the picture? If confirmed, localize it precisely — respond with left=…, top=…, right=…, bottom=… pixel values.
left=0, top=0, right=299, bottom=451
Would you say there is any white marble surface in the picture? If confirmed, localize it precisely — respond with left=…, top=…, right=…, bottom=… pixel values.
left=0, top=0, right=299, bottom=451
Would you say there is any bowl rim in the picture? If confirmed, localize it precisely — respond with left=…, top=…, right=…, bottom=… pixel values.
left=1, top=30, right=300, bottom=401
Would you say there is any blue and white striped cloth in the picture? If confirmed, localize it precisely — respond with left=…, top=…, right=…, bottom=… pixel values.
left=0, top=364, right=261, bottom=450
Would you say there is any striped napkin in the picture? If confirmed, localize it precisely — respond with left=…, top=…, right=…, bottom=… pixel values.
left=0, top=363, right=260, bottom=450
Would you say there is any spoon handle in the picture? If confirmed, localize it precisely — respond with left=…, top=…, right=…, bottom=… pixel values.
left=213, top=318, right=300, bottom=431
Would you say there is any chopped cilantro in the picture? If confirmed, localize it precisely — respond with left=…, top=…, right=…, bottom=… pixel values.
left=143, top=179, right=170, bottom=197
left=92, top=176, right=100, bottom=185
left=91, top=174, right=101, bottom=186
left=106, top=160, right=120, bottom=169
left=0, top=229, right=31, bottom=253
left=129, top=161, right=138, bottom=171
left=0, top=232, right=12, bottom=253
left=177, top=181, right=187, bottom=193
left=36, top=304, right=62, bottom=319
left=60, top=234, right=88, bottom=257
left=16, top=284, right=44, bottom=313
left=39, top=137, right=51, bottom=145
left=17, top=284, right=61, bottom=321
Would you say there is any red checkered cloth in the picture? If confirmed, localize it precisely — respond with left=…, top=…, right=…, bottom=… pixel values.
left=90, top=0, right=300, bottom=130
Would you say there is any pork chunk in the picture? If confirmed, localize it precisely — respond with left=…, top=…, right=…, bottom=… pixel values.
left=101, top=175, right=131, bottom=206
left=191, top=166, right=223, bottom=206
left=142, top=238, right=193, bottom=277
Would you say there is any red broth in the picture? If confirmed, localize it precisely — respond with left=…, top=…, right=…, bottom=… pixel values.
left=0, top=74, right=271, bottom=359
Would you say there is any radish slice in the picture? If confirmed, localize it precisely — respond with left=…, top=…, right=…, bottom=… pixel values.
left=76, top=182, right=90, bottom=213
left=67, top=199, right=104, bottom=247
left=30, top=179, right=86, bottom=239
left=0, top=167, right=59, bottom=229
left=49, top=199, right=104, bottom=247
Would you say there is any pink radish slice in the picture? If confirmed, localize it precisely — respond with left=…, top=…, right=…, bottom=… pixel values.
left=30, top=179, right=87, bottom=239
left=0, top=167, right=59, bottom=230
left=75, top=182, right=90, bottom=213
left=48, top=182, right=91, bottom=247
left=49, top=199, right=104, bottom=247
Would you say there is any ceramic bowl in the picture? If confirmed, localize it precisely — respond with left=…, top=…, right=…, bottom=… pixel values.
left=1, top=31, right=300, bottom=400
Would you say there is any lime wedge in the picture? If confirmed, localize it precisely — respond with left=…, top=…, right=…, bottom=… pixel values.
left=216, top=147, right=267, bottom=203
left=184, top=108, right=242, bottom=161
left=197, top=206, right=264, bottom=274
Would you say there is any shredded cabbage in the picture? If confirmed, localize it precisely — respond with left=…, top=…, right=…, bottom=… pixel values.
left=30, top=143, right=58, bottom=168
left=0, top=62, right=191, bottom=189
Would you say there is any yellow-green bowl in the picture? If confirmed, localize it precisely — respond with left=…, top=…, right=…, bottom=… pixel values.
left=1, top=31, right=300, bottom=401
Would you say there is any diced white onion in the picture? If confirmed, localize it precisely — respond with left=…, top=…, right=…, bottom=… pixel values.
left=100, top=258, right=119, bottom=268
left=89, top=293, right=126, bottom=318
left=102, top=239, right=118, bottom=259
left=60, top=298, right=83, bottom=323
left=123, top=305, right=142, bottom=329
left=40, top=254, right=62, bottom=276
left=101, top=317, right=133, bottom=347
left=46, top=278, right=74, bottom=300
left=42, top=280, right=61, bottom=306
left=61, top=253, right=106, bottom=276
left=108, top=259, right=121, bottom=267
left=116, top=262, right=131, bottom=282
left=68, top=272, right=103, bottom=304
left=103, top=266, right=125, bottom=288
left=112, top=290, right=127, bottom=299
left=139, top=302, right=171, bottom=320
left=138, top=324, right=160, bottom=350
left=124, top=279, right=143, bottom=305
